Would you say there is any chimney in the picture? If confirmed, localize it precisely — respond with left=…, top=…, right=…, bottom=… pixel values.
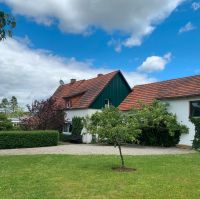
left=97, top=73, right=103, bottom=77
left=70, top=79, right=76, bottom=83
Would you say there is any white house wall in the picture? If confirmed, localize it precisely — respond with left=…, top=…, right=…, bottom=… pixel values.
left=64, top=109, right=99, bottom=143
left=163, top=96, right=200, bottom=146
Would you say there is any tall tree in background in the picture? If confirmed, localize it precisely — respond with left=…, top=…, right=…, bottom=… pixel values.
left=10, top=96, right=18, bottom=112
left=0, top=10, right=16, bottom=41
left=0, top=98, right=9, bottom=114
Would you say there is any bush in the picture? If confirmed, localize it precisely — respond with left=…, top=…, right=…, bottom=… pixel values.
left=190, top=118, right=200, bottom=150
left=0, top=113, right=13, bottom=131
left=0, top=130, right=59, bottom=149
left=131, top=100, right=188, bottom=147
left=72, top=117, right=83, bottom=135
left=139, top=127, right=181, bottom=147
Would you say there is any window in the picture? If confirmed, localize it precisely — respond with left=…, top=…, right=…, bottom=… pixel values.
left=190, top=100, right=200, bottom=117
left=66, top=100, right=72, bottom=108
left=105, top=99, right=111, bottom=108
left=63, top=122, right=72, bottom=133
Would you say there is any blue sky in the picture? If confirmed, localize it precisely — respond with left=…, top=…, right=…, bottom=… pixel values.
left=0, top=0, right=200, bottom=105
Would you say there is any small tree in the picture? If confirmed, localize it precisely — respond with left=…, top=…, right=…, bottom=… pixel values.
left=85, top=106, right=141, bottom=168
left=0, top=10, right=16, bottom=41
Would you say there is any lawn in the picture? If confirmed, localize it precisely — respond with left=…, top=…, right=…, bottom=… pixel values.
left=0, top=153, right=200, bottom=199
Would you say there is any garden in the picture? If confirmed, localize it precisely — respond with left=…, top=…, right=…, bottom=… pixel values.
left=0, top=98, right=200, bottom=198
left=0, top=154, right=200, bottom=199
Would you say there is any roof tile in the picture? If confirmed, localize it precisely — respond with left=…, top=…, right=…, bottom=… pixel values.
left=119, top=74, right=200, bottom=110
left=52, top=71, right=118, bottom=109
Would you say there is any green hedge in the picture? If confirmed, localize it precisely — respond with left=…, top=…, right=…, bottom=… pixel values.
left=0, top=130, right=59, bottom=149
left=190, top=118, right=200, bottom=150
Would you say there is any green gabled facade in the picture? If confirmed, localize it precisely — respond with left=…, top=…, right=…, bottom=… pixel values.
left=90, top=71, right=131, bottom=109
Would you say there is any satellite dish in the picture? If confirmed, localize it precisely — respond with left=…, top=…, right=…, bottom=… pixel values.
left=59, top=79, right=64, bottom=86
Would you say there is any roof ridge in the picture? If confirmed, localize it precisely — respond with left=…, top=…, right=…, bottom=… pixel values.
left=134, top=73, right=200, bottom=88
left=61, top=70, right=119, bottom=87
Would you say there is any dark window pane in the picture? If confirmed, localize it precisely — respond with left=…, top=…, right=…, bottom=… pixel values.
left=190, top=100, right=200, bottom=117
left=63, top=122, right=72, bottom=132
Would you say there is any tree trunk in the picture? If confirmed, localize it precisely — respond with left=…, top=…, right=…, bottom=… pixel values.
left=117, top=144, right=125, bottom=168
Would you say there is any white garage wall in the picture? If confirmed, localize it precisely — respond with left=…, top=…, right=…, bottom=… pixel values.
left=163, top=96, right=200, bottom=146
left=64, top=109, right=99, bottom=143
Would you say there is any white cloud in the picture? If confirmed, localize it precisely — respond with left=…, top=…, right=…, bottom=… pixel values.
left=192, top=2, right=200, bottom=10
left=0, top=37, right=156, bottom=106
left=0, top=0, right=183, bottom=49
left=137, top=52, right=172, bottom=73
left=179, top=22, right=196, bottom=33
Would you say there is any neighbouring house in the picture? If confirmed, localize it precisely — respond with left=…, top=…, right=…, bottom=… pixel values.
left=119, top=74, right=200, bottom=146
left=9, top=117, right=21, bottom=127
left=52, top=70, right=131, bottom=143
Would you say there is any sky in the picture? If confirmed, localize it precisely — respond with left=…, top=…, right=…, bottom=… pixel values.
left=0, top=0, right=200, bottom=106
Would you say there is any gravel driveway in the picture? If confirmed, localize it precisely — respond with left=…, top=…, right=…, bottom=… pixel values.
left=0, top=143, right=195, bottom=156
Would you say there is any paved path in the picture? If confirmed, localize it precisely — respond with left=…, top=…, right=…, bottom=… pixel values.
left=0, top=143, right=195, bottom=156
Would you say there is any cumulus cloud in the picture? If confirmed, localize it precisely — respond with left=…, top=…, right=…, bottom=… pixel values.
left=0, top=0, right=183, bottom=50
left=192, top=2, right=200, bottom=10
left=179, top=22, right=196, bottom=33
left=0, top=37, right=156, bottom=106
left=137, top=53, right=172, bottom=73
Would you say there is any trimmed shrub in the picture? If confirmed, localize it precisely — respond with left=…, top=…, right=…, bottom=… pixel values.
left=0, top=130, right=59, bottom=149
left=70, top=116, right=83, bottom=143
left=190, top=118, right=200, bottom=150
left=139, top=127, right=181, bottom=147
left=72, top=117, right=83, bottom=135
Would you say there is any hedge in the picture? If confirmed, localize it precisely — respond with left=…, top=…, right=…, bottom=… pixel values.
left=0, top=130, right=59, bottom=149
left=138, top=127, right=181, bottom=147
left=190, top=118, right=200, bottom=150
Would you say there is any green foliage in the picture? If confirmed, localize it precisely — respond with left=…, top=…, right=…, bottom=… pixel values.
left=8, top=107, right=25, bottom=118
left=0, top=96, right=24, bottom=118
left=85, top=106, right=141, bottom=167
left=0, top=10, right=16, bottom=41
left=190, top=117, right=200, bottom=150
left=86, top=107, right=141, bottom=145
left=0, top=98, right=9, bottom=114
left=0, top=130, right=59, bottom=149
left=72, top=116, right=83, bottom=136
left=130, top=100, right=188, bottom=147
left=0, top=113, right=13, bottom=131
left=0, top=154, right=200, bottom=199
left=10, top=96, right=18, bottom=112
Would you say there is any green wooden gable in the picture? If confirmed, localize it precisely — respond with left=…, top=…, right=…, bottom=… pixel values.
left=90, top=71, right=131, bottom=109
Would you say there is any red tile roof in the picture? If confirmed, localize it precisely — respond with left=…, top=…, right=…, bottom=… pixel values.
left=52, top=71, right=119, bottom=109
left=119, top=74, right=200, bottom=111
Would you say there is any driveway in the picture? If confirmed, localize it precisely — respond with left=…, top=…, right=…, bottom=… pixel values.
left=0, top=143, right=195, bottom=156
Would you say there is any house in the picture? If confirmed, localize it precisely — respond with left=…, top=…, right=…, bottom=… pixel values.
left=52, top=70, right=131, bottom=143
left=9, top=117, right=21, bottom=127
left=119, top=74, right=200, bottom=146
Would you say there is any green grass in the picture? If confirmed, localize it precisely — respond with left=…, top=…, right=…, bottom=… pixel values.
left=0, top=154, right=200, bottom=199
